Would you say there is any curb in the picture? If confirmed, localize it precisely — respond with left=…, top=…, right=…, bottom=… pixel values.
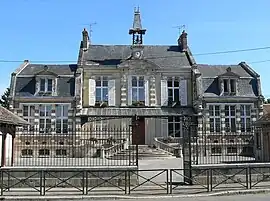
left=1, top=189, right=270, bottom=200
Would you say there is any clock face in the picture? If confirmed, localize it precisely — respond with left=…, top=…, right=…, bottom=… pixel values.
left=134, top=51, right=141, bottom=58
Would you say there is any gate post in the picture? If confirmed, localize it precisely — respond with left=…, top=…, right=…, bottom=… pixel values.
left=182, top=115, right=193, bottom=185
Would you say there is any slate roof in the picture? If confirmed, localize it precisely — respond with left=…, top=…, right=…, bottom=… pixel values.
left=0, top=106, right=29, bottom=126
left=18, top=64, right=77, bottom=76
left=83, top=45, right=191, bottom=68
left=197, top=64, right=252, bottom=78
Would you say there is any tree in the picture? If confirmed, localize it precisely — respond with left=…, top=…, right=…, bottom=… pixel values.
left=265, top=98, right=270, bottom=104
left=0, top=88, right=10, bottom=109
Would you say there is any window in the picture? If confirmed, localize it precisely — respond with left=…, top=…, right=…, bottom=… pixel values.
left=240, top=105, right=252, bottom=132
left=222, top=79, right=236, bottom=95
left=211, top=146, right=222, bottom=155
left=56, top=149, right=67, bottom=156
left=21, top=149, right=33, bottom=157
left=225, top=105, right=236, bottom=132
left=167, top=78, right=180, bottom=105
left=96, top=76, right=108, bottom=103
left=168, top=117, right=181, bottom=137
left=39, top=149, right=50, bottom=157
left=39, top=105, right=52, bottom=133
left=209, top=105, right=221, bottom=133
left=22, top=105, right=35, bottom=131
left=227, top=147, right=237, bottom=154
left=132, top=76, right=145, bottom=103
left=40, top=78, right=53, bottom=92
left=56, top=105, right=69, bottom=134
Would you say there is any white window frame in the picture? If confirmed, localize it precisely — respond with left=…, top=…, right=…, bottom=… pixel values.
left=95, top=76, right=108, bottom=103
left=40, top=78, right=53, bottom=92
left=240, top=105, right=252, bottom=132
left=39, top=105, right=52, bottom=133
left=167, top=78, right=180, bottom=104
left=225, top=105, right=236, bottom=132
left=131, top=76, right=145, bottom=103
left=168, top=116, right=181, bottom=137
left=38, top=149, right=50, bottom=157
left=56, top=149, right=67, bottom=157
left=56, top=104, right=69, bottom=134
left=22, top=105, right=35, bottom=131
left=21, top=149, right=33, bottom=157
left=209, top=105, right=221, bottom=133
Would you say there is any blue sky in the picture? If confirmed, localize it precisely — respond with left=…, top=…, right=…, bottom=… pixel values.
left=1, top=0, right=270, bottom=97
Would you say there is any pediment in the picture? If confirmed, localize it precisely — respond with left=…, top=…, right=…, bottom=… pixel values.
left=117, top=59, right=160, bottom=73
left=218, top=67, right=240, bottom=78
left=34, top=65, right=58, bottom=77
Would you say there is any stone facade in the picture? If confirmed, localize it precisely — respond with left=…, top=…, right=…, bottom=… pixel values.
left=192, top=63, right=263, bottom=157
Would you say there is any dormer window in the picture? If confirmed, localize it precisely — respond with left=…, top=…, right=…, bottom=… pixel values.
left=40, top=78, right=53, bottom=92
left=223, top=79, right=236, bottom=95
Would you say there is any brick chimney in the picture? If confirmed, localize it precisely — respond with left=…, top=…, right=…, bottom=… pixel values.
left=178, top=30, right=188, bottom=52
left=81, top=28, right=89, bottom=50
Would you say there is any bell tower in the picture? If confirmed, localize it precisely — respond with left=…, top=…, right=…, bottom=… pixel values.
left=129, top=7, right=146, bottom=46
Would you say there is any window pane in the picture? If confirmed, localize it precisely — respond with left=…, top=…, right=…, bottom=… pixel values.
left=96, top=88, right=101, bottom=101
left=168, top=89, right=173, bottom=97
left=231, top=118, right=236, bottom=132
left=246, top=118, right=251, bottom=132
left=23, top=106, right=28, bottom=116
left=132, top=77, right=137, bottom=87
left=56, top=119, right=62, bottom=133
left=168, top=123, right=174, bottom=136
left=175, top=123, right=180, bottom=137
left=240, top=105, right=245, bottom=116
left=96, top=77, right=101, bottom=87
left=63, top=119, right=68, bottom=133
left=209, top=105, right=214, bottom=116
left=132, top=88, right=137, bottom=101
left=241, top=118, right=245, bottom=132
left=230, top=80, right=235, bottom=93
left=231, top=106, right=236, bottom=116
left=174, top=80, right=179, bottom=87
left=39, top=105, right=45, bottom=116
left=56, top=105, right=62, bottom=117
left=138, top=88, right=145, bottom=101
left=102, top=88, right=108, bottom=101
left=46, top=105, right=52, bottom=116
left=63, top=105, right=68, bottom=117
left=216, top=118, right=221, bottom=132
left=102, top=77, right=108, bottom=87
left=215, top=106, right=220, bottom=116
left=167, top=80, right=172, bottom=87
left=224, top=80, right=228, bottom=92
left=40, top=79, right=45, bottom=91
left=174, top=89, right=179, bottom=102
left=210, top=118, right=214, bottom=132
left=30, top=106, right=35, bottom=116
left=246, top=105, right=251, bottom=116
left=47, top=79, right=53, bottom=91
left=138, top=77, right=144, bottom=87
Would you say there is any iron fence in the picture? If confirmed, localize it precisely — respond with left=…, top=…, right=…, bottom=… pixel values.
left=13, top=127, right=137, bottom=167
left=191, top=131, right=259, bottom=165
left=1, top=164, right=270, bottom=197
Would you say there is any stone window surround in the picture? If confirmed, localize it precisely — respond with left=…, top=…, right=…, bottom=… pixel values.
left=168, top=116, right=181, bottom=137
left=206, top=103, right=255, bottom=133
left=240, top=105, right=252, bottom=132
left=19, top=103, right=71, bottom=133
left=209, top=105, right=221, bottom=133
left=131, top=76, right=145, bottom=103
left=220, top=78, right=237, bottom=96
left=167, top=77, right=180, bottom=104
left=55, top=105, right=69, bottom=134
left=95, top=76, right=109, bottom=103
left=35, top=75, right=57, bottom=95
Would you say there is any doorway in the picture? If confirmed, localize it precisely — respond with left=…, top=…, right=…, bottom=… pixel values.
left=132, top=117, right=145, bottom=145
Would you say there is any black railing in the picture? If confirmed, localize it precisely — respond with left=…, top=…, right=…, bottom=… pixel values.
left=13, top=127, right=137, bottom=167
left=1, top=164, right=270, bottom=197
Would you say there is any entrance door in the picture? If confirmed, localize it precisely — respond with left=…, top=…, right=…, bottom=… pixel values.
left=132, top=117, right=145, bottom=145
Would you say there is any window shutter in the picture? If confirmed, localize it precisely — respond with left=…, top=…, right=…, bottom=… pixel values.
left=160, top=79, right=168, bottom=106
left=108, top=79, right=116, bottom=106
left=52, top=78, right=57, bottom=95
left=128, top=76, right=132, bottom=106
left=144, top=78, right=149, bottom=106
left=88, top=79, right=96, bottom=106
left=180, top=79, right=188, bottom=106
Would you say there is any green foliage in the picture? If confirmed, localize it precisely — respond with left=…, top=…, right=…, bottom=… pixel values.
left=0, top=88, right=10, bottom=109
left=265, top=98, right=270, bottom=104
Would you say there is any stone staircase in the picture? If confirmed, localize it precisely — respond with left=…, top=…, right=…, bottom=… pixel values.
left=107, top=145, right=176, bottom=160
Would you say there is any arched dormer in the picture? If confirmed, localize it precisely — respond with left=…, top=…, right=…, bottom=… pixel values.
left=34, top=65, right=59, bottom=96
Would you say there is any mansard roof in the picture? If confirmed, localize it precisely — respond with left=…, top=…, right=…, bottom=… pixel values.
left=14, top=61, right=77, bottom=76
left=197, top=64, right=253, bottom=78
left=82, top=45, right=193, bottom=68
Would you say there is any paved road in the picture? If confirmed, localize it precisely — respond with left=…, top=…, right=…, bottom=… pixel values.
left=97, top=194, right=270, bottom=201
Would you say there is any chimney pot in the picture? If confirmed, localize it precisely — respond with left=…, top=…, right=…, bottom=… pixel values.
left=178, top=30, right=188, bottom=52
left=24, top=59, right=29, bottom=63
